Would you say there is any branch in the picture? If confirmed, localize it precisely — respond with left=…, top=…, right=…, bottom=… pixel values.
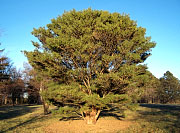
left=95, top=110, right=101, bottom=120
left=85, top=77, right=92, bottom=95
left=83, top=79, right=88, bottom=89
left=81, top=111, right=85, bottom=120
left=79, top=85, right=86, bottom=94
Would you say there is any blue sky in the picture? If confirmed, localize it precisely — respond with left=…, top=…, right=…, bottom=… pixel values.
left=0, top=0, right=180, bottom=79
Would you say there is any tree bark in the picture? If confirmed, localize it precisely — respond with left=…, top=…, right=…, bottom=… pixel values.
left=40, top=81, right=49, bottom=115
left=4, top=95, right=7, bottom=105
left=16, top=98, right=18, bottom=105
left=83, top=107, right=101, bottom=124
left=42, top=101, right=49, bottom=115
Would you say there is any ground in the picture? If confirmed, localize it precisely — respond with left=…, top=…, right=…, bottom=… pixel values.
left=0, top=104, right=180, bottom=133
left=45, top=119, right=132, bottom=133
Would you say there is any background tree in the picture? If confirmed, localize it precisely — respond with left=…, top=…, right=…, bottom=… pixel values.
left=139, top=71, right=160, bottom=103
left=9, top=67, right=24, bottom=105
left=23, top=63, right=49, bottom=114
left=0, top=47, right=11, bottom=105
left=158, top=71, right=180, bottom=103
left=24, top=8, right=156, bottom=124
left=23, top=63, right=41, bottom=104
left=0, top=46, right=24, bottom=105
left=0, top=49, right=10, bottom=81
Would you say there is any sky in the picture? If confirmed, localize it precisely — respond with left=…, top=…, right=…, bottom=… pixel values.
left=0, top=0, right=180, bottom=79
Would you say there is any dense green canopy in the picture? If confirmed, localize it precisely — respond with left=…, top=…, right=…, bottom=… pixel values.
left=24, top=8, right=156, bottom=124
left=159, top=71, right=180, bottom=103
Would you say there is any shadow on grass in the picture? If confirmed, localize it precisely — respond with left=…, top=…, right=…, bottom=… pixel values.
left=138, top=104, right=180, bottom=132
left=100, top=105, right=124, bottom=120
left=58, top=104, right=124, bottom=122
left=59, top=115, right=82, bottom=121
left=0, top=105, right=51, bottom=133
left=0, top=105, right=38, bottom=120
left=0, top=114, right=49, bottom=133
left=140, top=103, right=180, bottom=110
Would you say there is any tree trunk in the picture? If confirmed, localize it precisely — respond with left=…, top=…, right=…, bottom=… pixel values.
left=16, top=98, right=18, bottom=105
left=83, top=107, right=100, bottom=124
left=42, top=101, right=49, bottom=115
left=40, top=81, right=49, bottom=115
left=4, top=95, right=7, bottom=105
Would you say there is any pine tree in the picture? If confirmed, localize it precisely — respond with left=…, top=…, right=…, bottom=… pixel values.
left=139, top=71, right=160, bottom=103
left=0, top=47, right=11, bottom=104
left=0, top=49, right=10, bottom=81
left=159, top=71, right=180, bottom=103
left=24, top=8, right=156, bottom=124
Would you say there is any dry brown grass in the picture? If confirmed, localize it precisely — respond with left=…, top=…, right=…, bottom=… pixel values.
left=44, top=119, right=132, bottom=133
left=0, top=104, right=179, bottom=133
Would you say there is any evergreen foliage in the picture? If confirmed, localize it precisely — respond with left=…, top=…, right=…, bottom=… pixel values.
left=0, top=48, right=10, bottom=82
left=139, top=71, right=160, bottom=103
left=159, top=71, right=180, bottom=103
left=24, top=8, right=156, bottom=123
left=0, top=47, right=24, bottom=105
left=0, top=48, right=11, bottom=104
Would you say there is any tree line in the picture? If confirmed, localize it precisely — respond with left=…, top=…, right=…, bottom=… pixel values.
left=0, top=48, right=41, bottom=105
left=139, top=71, right=180, bottom=104
left=1, top=50, right=179, bottom=105
left=1, top=8, right=180, bottom=124
left=1, top=53, right=179, bottom=106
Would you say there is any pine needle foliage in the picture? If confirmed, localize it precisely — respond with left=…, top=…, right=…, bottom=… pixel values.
left=24, top=8, right=156, bottom=120
left=0, top=48, right=10, bottom=82
left=159, top=71, right=180, bottom=103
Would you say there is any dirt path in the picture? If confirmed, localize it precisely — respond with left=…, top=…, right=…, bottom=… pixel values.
left=44, top=119, right=132, bottom=133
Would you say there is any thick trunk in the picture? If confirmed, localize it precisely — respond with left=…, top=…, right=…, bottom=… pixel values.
left=83, top=107, right=101, bottom=124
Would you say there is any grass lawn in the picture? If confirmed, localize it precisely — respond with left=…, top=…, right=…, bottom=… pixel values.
left=0, top=104, right=179, bottom=133
left=0, top=105, right=58, bottom=133
left=121, top=104, right=180, bottom=133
